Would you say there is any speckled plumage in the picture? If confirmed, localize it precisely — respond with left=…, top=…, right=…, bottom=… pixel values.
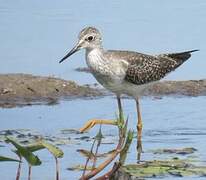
left=60, top=27, right=198, bottom=98
left=125, top=50, right=198, bottom=85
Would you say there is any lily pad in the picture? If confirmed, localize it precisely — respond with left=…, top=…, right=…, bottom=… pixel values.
left=114, top=158, right=206, bottom=179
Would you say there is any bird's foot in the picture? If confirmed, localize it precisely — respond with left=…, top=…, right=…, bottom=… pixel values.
left=79, top=119, right=117, bottom=133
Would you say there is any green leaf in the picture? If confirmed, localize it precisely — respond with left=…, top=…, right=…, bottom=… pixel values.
left=6, top=137, right=41, bottom=166
left=0, top=155, right=21, bottom=162
left=40, top=140, right=64, bottom=158
left=26, top=143, right=45, bottom=152
left=120, top=130, right=134, bottom=165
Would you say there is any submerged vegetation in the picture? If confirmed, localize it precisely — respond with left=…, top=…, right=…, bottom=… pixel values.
left=0, top=112, right=134, bottom=180
left=1, top=137, right=63, bottom=180
left=1, top=116, right=206, bottom=179
left=0, top=107, right=206, bottom=179
left=116, top=158, right=206, bottom=179
left=78, top=115, right=134, bottom=179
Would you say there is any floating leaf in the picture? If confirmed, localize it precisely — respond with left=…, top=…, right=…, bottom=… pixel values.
left=120, top=158, right=206, bottom=178
left=40, top=140, right=63, bottom=158
left=67, top=164, right=93, bottom=171
left=6, top=137, right=41, bottom=166
left=0, top=155, right=21, bottom=162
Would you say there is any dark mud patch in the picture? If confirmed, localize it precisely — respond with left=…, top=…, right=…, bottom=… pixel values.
left=0, top=74, right=104, bottom=108
left=74, top=67, right=91, bottom=73
left=75, top=67, right=206, bottom=97
left=147, top=80, right=206, bottom=97
left=0, top=73, right=206, bottom=108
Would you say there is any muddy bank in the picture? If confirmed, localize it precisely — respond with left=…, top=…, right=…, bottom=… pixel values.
left=147, top=79, right=206, bottom=97
left=0, top=74, right=103, bottom=108
left=75, top=67, right=206, bottom=97
left=0, top=73, right=206, bottom=108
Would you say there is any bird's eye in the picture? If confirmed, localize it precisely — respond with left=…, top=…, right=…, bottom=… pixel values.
left=87, top=36, right=94, bottom=41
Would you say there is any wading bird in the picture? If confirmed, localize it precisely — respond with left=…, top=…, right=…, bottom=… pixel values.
left=59, top=27, right=198, bottom=160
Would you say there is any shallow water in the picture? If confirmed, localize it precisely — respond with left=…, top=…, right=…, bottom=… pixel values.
left=1, top=96, right=206, bottom=179
left=1, top=0, right=206, bottom=179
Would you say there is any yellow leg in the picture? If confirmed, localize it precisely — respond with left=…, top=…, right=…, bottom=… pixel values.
left=136, top=98, right=143, bottom=161
left=79, top=119, right=117, bottom=133
left=79, top=96, right=123, bottom=133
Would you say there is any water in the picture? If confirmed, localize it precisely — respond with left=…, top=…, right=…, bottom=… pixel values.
left=1, top=0, right=206, bottom=179
left=1, top=97, right=206, bottom=179
left=1, top=0, right=206, bottom=83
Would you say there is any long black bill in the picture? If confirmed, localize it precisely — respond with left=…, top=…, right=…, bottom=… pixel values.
left=59, top=45, right=79, bottom=63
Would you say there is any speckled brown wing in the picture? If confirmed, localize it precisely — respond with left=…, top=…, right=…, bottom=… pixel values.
left=125, top=50, right=198, bottom=85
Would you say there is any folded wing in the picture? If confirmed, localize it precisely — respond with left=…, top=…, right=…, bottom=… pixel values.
left=125, top=50, right=198, bottom=85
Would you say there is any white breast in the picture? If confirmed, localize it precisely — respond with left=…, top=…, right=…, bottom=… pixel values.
left=86, top=48, right=133, bottom=95
left=86, top=49, right=105, bottom=73
left=86, top=49, right=128, bottom=78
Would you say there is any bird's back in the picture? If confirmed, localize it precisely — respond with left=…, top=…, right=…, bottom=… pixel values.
left=105, top=49, right=198, bottom=85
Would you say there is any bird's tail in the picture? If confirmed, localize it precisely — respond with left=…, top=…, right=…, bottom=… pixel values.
left=164, top=49, right=199, bottom=63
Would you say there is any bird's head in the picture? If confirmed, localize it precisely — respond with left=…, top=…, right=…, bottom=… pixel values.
left=59, top=27, right=102, bottom=63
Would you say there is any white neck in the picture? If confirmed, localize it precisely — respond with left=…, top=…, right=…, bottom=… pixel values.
left=86, top=48, right=106, bottom=71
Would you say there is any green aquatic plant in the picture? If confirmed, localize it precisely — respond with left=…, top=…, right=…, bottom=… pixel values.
left=77, top=111, right=134, bottom=180
left=0, top=154, right=22, bottom=180
left=119, top=158, right=206, bottom=178
left=40, top=140, right=64, bottom=180
left=6, top=137, right=42, bottom=180
left=0, top=155, right=21, bottom=162
left=2, top=136, right=64, bottom=180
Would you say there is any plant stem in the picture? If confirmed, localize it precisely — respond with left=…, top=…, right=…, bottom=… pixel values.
left=28, top=165, right=31, bottom=180
left=16, top=156, right=22, bottom=180
left=80, top=126, right=125, bottom=180
left=82, top=139, right=96, bottom=177
left=55, top=157, right=60, bottom=180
